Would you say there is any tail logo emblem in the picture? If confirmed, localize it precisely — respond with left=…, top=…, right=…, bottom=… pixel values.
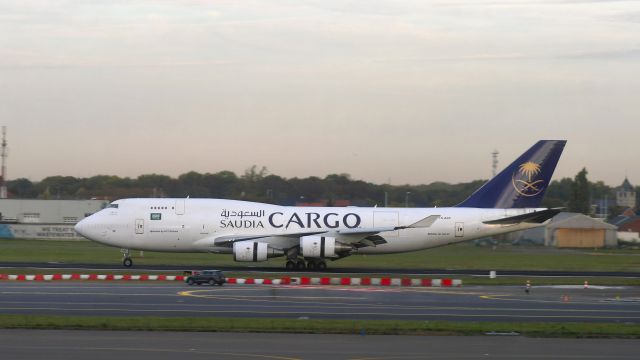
left=512, top=161, right=544, bottom=197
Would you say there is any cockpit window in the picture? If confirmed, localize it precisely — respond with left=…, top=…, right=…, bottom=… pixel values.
left=107, top=203, right=119, bottom=209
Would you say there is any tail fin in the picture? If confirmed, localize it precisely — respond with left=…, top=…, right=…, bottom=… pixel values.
left=456, top=140, right=566, bottom=208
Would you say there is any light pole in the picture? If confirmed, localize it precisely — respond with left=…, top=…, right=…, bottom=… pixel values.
left=405, top=191, right=411, bottom=207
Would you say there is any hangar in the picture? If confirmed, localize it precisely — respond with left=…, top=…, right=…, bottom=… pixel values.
left=511, top=212, right=618, bottom=248
left=544, top=213, right=618, bottom=248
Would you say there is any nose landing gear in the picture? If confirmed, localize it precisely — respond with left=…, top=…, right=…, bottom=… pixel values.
left=121, top=248, right=133, bottom=268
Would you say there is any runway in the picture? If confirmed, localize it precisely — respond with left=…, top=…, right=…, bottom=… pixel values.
left=1, top=329, right=639, bottom=360
left=1, top=282, right=639, bottom=322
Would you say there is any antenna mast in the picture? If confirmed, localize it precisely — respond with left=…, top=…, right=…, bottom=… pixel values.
left=491, top=149, right=499, bottom=177
left=1, top=126, right=7, bottom=199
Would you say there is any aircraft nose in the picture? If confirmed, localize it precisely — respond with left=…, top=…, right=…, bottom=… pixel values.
left=74, top=218, right=89, bottom=238
left=75, top=216, right=103, bottom=240
left=75, top=213, right=112, bottom=245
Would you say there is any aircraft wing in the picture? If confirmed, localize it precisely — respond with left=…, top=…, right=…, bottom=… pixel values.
left=211, top=214, right=440, bottom=248
left=338, top=214, right=440, bottom=235
left=482, top=208, right=562, bottom=225
left=211, top=230, right=326, bottom=247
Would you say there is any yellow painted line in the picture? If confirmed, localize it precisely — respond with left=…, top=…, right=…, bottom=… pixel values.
left=176, top=291, right=640, bottom=313
left=480, top=294, right=512, bottom=300
left=178, top=289, right=365, bottom=300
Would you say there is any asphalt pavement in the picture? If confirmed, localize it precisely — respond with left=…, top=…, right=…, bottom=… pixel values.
left=1, top=329, right=639, bottom=360
left=1, top=282, right=638, bottom=322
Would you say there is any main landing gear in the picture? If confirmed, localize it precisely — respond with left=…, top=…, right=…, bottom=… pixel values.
left=285, top=259, right=327, bottom=271
left=121, top=248, right=133, bottom=268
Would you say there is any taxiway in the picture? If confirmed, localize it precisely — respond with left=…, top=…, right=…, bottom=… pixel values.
left=0, top=282, right=638, bottom=323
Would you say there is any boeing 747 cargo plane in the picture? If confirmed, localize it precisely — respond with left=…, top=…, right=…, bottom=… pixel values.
left=75, top=140, right=566, bottom=270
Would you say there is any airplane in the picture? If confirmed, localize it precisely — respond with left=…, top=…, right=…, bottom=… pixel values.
left=75, top=140, right=566, bottom=270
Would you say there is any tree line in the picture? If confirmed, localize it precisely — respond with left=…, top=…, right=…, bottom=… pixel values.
left=6, top=166, right=637, bottom=218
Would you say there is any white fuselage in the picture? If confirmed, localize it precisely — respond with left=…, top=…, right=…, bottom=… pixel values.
left=76, top=198, right=544, bottom=256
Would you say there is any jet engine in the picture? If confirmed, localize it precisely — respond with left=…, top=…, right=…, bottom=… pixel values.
left=233, top=241, right=284, bottom=262
left=300, top=236, right=351, bottom=258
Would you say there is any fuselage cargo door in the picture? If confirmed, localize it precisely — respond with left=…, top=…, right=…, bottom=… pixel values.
left=135, top=219, right=144, bottom=235
left=374, top=211, right=399, bottom=237
left=175, top=199, right=185, bottom=215
left=455, top=222, right=464, bottom=237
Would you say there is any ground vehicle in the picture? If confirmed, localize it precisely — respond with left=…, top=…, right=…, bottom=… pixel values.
left=185, top=270, right=226, bottom=286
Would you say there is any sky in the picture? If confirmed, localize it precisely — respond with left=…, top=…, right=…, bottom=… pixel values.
left=1, top=0, right=639, bottom=186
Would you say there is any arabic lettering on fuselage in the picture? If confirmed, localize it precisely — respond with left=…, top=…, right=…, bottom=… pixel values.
left=220, top=210, right=266, bottom=219
left=219, top=209, right=361, bottom=230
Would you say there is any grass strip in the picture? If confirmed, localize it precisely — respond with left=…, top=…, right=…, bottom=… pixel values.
left=0, top=315, right=638, bottom=338
left=1, top=239, right=639, bottom=272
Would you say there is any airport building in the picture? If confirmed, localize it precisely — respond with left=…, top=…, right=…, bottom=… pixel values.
left=512, top=212, right=618, bottom=248
left=0, top=199, right=108, bottom=240
left=610, top=209, right=640, bottom=243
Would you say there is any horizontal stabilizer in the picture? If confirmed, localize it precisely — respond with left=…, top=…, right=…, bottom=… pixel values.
left=483, top=208, right=562, bottom=225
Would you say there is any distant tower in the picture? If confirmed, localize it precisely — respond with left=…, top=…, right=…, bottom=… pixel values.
left=616, top=177, right=636, bottom=208
left=0, top=126, right=7, bottom=199
left=491, top=149, right=499, bottom=177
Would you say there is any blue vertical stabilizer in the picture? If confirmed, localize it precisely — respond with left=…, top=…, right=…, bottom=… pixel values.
left=456, top=140, right=566, bottom=208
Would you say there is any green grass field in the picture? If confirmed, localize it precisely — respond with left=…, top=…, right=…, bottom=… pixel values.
left=1, top=239, right=639, bottom=272
left=1, top=315, right=638, bottom=338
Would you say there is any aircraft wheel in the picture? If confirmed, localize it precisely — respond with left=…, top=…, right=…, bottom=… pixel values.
left=285, top=261, right=295, bottom=271
left=295, top=260, right=306, bottom=270
left=317, top=261, right=327, bottom=271
left=123, top=257, right=133, bottom=268
left=306, top=261, right=316, bottom=271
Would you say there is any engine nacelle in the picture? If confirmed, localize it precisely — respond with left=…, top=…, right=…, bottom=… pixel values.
left=300, top=236, right=351, bottom=258
left=233, top=241, right=283, bottom=262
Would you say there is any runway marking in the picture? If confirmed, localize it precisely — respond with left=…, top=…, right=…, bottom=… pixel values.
left=179, top=289, right=366, bottom=301
left=478, top=293, right=639, bottom=306
left=4, top=289, right=637, bottom=314
left=480, top=294, right=512, bottom=300
left=5, top=283, right=639, bottom=322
